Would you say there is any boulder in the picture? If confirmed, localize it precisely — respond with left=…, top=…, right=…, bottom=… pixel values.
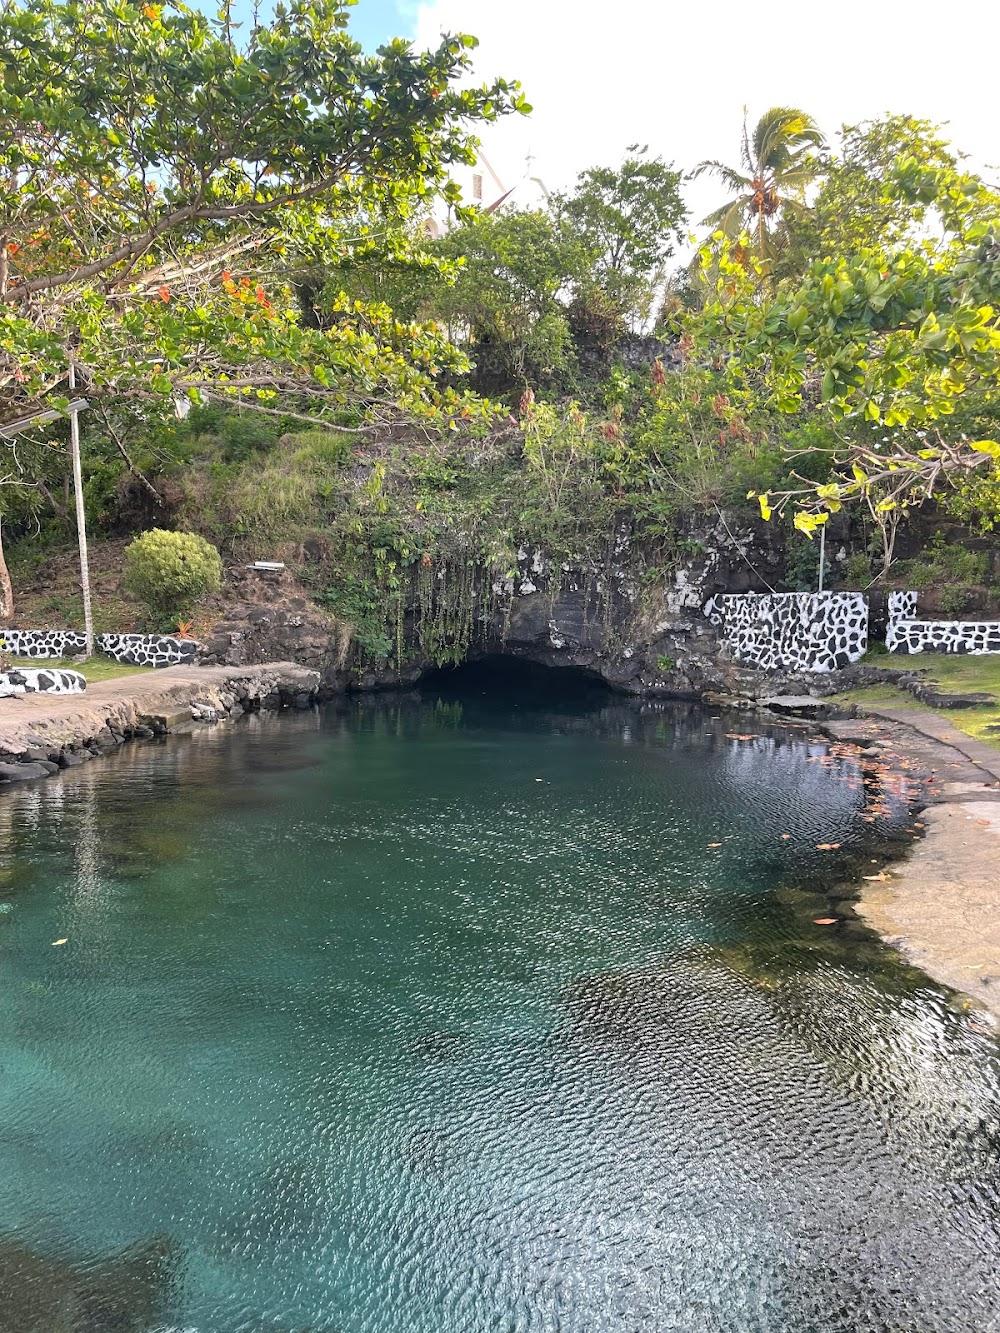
left=0, top=761, right=53, bottom=782
left=761, top=695, right=830, bottom=718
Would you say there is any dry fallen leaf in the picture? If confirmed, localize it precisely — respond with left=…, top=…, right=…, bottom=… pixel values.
left=52, top=938, right=67, bottom=947
left=816, top=843, right=841, bottom=851
left=813, top=918, right=838, bottom=926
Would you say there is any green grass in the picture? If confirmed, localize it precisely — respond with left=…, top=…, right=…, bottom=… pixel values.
left=833, top=654, right=1000, bottom=749
left=9, top=656, right=153, bottom=684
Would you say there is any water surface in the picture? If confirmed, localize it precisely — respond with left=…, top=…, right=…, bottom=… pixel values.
left=0, top=677, right=998, bottom=1332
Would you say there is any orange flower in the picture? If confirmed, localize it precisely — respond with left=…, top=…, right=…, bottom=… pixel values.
left=5, top=242, right=18, bottom=256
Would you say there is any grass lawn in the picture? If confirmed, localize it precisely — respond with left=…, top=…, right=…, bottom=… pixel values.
left=832, top=653, right=1000, bottom=749
left=8, top=656, right=153, bottom=684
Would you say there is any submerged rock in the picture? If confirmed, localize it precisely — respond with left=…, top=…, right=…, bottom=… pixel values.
left=0, top=1233, right=177, bottom=1333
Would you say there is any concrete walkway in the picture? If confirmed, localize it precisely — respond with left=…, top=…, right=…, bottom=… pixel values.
left=862, top=704, right=1000, bottom=782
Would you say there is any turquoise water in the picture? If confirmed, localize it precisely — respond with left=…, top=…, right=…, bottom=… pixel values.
left=0, top=677, right=998, bottom=1331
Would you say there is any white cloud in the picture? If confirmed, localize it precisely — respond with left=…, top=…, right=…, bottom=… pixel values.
left=415, top=0, right=998, bottom=235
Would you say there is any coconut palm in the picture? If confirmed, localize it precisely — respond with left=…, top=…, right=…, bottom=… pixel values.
left=694, top=107, right=825, bottom=269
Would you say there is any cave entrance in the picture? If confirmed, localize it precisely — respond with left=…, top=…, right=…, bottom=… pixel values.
left=418, top=654, right=612, bottom=705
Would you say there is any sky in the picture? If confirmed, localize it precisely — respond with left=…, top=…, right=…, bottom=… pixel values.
left=347, top=0, right=999, bottom=230
left=221, top=0, right=999, bottom=233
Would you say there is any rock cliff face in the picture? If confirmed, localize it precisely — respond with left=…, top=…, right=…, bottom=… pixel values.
left=198, top=515, right=838, bottom=698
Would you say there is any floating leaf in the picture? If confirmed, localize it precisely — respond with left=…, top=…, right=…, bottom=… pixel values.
left=52, top=938, right=67, bottom=946
left=813, top=918, right=837, bottom=926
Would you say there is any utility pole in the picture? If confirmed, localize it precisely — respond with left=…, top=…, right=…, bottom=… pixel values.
left=817, top=524, right=826, bottom=594
left=67, top=363, right=94, bottom=656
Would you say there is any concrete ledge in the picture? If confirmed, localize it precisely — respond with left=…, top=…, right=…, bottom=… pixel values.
left=0, top=662, right=320, bottom=773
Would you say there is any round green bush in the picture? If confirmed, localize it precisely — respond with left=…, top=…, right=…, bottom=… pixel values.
left=123, top=528, right=222, bottom=626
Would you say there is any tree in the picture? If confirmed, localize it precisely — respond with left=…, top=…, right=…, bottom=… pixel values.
left=425, top=208, right=594, bottom=396
left=779, top=115, right=961, bottom=275
left=552, top=148, right=688, bottom=326
left=686, top=156, right=1000, bottom=559
left=694, top=108, right=825, bottom=272
left=0, top=0, right=527, bottom=612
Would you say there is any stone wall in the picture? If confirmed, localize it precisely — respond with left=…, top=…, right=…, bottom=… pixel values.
left=886, top=591, right=1000, bottom=655
left=704, top=592, right=868, bottom=672
left=0, top=667, right=86, bottom=698
left=0, top=629, right=197, bottom=668
left=98, top=633, right=197, bottom=667
left=1, top=629, right=87, bottom=658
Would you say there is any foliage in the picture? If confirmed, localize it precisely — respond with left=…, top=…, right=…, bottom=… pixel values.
left=694, top=108, right=824, bottom=274
left=630, top=364, right=788, bottom=519
left=123, top=528, right=222, bottom=625
left=425, top=209, right=593, bottom=397
left=552, top=149, right=688, bottom=326
left=683, top=153, right=1000, bottom=548
left=781, top=116, right=961, bottom=274
left=0, top=0, right=527, bottom=432
left=895, top=533, right=989, bottom=616
left=841, top=551, right=874, bottom=587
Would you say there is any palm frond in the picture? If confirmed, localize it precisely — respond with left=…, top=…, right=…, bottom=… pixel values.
left=752, top=107, right=825, bottom=173
left=691, top=160, right=750, bottom=192
left=700, top=198, right=747, bottom=236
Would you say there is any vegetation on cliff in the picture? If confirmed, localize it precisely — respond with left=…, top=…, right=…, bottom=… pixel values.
left=1, top=0, right=999, bottom=672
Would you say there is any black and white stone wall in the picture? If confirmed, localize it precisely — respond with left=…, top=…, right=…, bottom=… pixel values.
left=1, top=629, right=88, bottom=659
left=704, top=592, right=869, bottom=672
left=0, top=629, right=197, bottom=668
left=98, top=634, right=198, bottom=667
left=887, top=591, right=1000, bottom=655
left=0, top=668, right=86, bottom=698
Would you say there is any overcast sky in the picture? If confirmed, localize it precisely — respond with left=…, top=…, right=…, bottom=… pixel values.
left=221, top=0, right=999, bottom=234
left=382, top=0, right=999, bottom=230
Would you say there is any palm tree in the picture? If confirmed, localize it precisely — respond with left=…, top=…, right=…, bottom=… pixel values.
left=694, top=107, right=825, bottom=270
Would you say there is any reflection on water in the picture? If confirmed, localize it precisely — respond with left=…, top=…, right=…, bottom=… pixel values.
left=0, top=690, right=996, bottom=1332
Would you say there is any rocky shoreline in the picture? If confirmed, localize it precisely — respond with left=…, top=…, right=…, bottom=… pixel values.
left=0, top=662, right=320, bottom=781
left=824, top=709, right=1000, bottom=1024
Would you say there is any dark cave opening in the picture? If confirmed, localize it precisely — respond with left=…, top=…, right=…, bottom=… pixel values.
left=418, top=654, right=612, bottom=704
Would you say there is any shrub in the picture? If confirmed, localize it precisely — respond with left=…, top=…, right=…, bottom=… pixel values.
left=842, top=552, right=873, bottom=587
left=896, top=534, right=989, bottom=616
left=123, top=528, right=222, bottom=626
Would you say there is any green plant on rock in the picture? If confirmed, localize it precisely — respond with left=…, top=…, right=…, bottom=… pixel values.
left=896, top=533, right=989, bottom=617
left=123, top=529, right=222, bottom=628
left=841, top=551, right=874, bottom=587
